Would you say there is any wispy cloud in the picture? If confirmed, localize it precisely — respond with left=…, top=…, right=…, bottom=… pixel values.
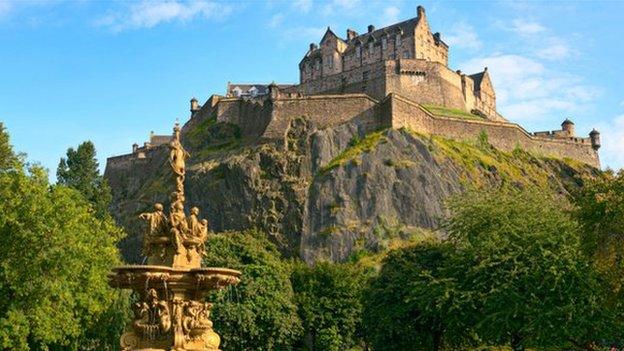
left=380, top=6, right=400, bottom=27
left=292, top=0, right=312, bottom=13
left=321, top=0, right=360, bottom=16
left=444, top=22, right=482, bottom=50
left=281, top=26, right=325, bottom=43
left=598, top=114, right=624, bottom=170
left=0, top=1, right=12, bottom=17
left=268, top=13, right=284, bottom=28
left=460, top=54, right=599, bottom=121
left=510, top=19, right=546, bottom=36
left=96, top=0, right=233, bottom=32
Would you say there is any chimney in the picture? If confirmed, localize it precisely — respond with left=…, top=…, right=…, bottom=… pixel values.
left=309, top=43, right=318, bottom=51
left=368, top=25, right=375, bottom=33
left=190, top=97, right=200, bottom=113
left=417, top=5, right=425, bottom=18
left=132, top=143, right=139, bottom=153
left=433, top=32, right=441, bottom=44
left=346, top=29, right=358, bottom=41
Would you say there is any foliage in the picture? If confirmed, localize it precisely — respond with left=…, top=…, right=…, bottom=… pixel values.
left=417, top=131, right=596, bottom=189
left=422, top=104, right=482, bottom=120
left=56, top=141, right=112, bottom=218
left=186, top=117, right=242, bottom=158
left=0, top=160, right=127, bottom=350
left=0, top=122, right=22, bottom=172
left=574, top=170, right=624, bottom=283
left=362, top=240, right=465, bottom=351
left=445, top=187, right=616, bottom=350
left=203, top=230, right=302, bottom=350
left=291, top=261, right=370, bottom=351
left=319, top=130, right=387, bottom=175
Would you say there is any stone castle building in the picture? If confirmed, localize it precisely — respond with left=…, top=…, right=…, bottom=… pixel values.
left=108, top=5, right=601, bottom=168
left=295, top=6, right=501, bottom=121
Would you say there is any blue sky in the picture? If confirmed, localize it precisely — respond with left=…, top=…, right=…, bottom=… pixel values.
left=1, top=0, right=623, bottom=178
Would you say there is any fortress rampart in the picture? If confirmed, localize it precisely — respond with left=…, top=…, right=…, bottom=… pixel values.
left=165, top=88, right=600, bottom=167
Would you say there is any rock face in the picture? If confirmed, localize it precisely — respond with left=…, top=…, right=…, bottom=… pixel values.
left=105, top=117, right=599, bottom=264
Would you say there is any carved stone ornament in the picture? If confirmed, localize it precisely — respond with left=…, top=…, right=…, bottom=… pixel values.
left=109, top=123, right=241, bottom=351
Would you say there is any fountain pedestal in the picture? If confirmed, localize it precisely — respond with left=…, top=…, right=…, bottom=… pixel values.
left=108, top=123, right=241, bottom=351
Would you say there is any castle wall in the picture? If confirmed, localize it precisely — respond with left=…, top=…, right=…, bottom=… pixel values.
left=387, top=59, right=467, bottom=111
left=262, top=94, right=380, bottom=140
left=389, top=94, right=599, bottom=167
left=213, top=98, right=273, bottom=139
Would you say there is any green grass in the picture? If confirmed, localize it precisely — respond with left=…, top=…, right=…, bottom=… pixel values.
left=422, top=104, right=483, bottom=120
left=186, top=117, right=242, bottom=157
left=402, top=128, right=598, bottom=190
left=318, top=130, right=387, bottom=175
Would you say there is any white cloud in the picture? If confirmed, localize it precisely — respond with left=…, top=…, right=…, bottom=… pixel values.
left=443, top=22, right=482, bottom=50
left=597, top=115, right=624, bottom=171
left=536, top=43, right=570, bottom=61
left=281, top=26, right=325, bottom=43
left=510, top=19, right=545, bottom=35
left=321, top=0, right=360, bottom=16
left=292, top=0, right=312, bottom=13
left=268, top=13, right=283, bottom=28
left=0, top=1, right=12, bottom=17
left=460, top=54, right=598, bottom=121
left=380, top=6, right=400, bottom=27
left=96, top=0, right=233, bottom=31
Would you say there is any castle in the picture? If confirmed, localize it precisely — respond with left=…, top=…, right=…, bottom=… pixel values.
left=108, top=5, right=601, bottom=168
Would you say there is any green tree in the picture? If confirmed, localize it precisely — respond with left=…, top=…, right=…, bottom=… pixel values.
left=574, top=171, right=624, bottom=286
left=0, top=122, right=22, bottom=172
left=57, top=141, right=112, bottom=218
left=362, top=240, right=466, bottom=351
left=0, top=161, right=127, bottom=350
left=203, top=230, right=302, bottom=350
left=446, top=188, right=614, bottom=350
left=291, top=261, right=367, bottom=351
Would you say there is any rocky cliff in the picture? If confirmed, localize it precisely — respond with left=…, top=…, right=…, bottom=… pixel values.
left=105, top=115, right=600, bottom=264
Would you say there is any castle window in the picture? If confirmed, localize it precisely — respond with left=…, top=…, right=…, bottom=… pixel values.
left=362, top=70, right=369, bottom=81
left=381, top=37, right=387, bottom=50
left=315, top=59, right=321, bottom=70
left=403, top=50, right=410, bottom=59
left=356, top=45, right=361, bottom=58
left=369, top=42, right=374, bottom=56
left=395, top=34, right=401, bottom=48
left=327, top=55, right=333, bottom=69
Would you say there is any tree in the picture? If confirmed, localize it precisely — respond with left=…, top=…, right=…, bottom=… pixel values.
left=445, top=187, right=615, bottom=350
left=574, top=171, right=624, bottom=286
left=362, top=240, right=467, bottom=351
left=0, top=122, right=22, bottom=172
left=57, top=141, right=111, bottom=218
left=291, top=261, right=367, bottom=351
left=203, top=230, right=302, bottom=350
left=0, top=161, right=127, bottom=350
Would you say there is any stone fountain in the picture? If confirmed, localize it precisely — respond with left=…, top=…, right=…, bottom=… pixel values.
left=109, top=123, right=241, bottom=351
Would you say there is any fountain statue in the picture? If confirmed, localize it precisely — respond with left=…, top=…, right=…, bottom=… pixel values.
left=109, top=123, right=241, bottom=351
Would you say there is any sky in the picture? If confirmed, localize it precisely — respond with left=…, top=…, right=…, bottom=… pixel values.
left=1, top=0, right=623, bottom=179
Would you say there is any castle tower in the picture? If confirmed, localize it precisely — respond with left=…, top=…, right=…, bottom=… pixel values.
left=590, top=129, right=601, bottom=150
left=561, top=119, right=576, bottom=136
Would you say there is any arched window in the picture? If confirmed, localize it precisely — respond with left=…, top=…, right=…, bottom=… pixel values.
left=368, top=42, right=374, bottom=56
